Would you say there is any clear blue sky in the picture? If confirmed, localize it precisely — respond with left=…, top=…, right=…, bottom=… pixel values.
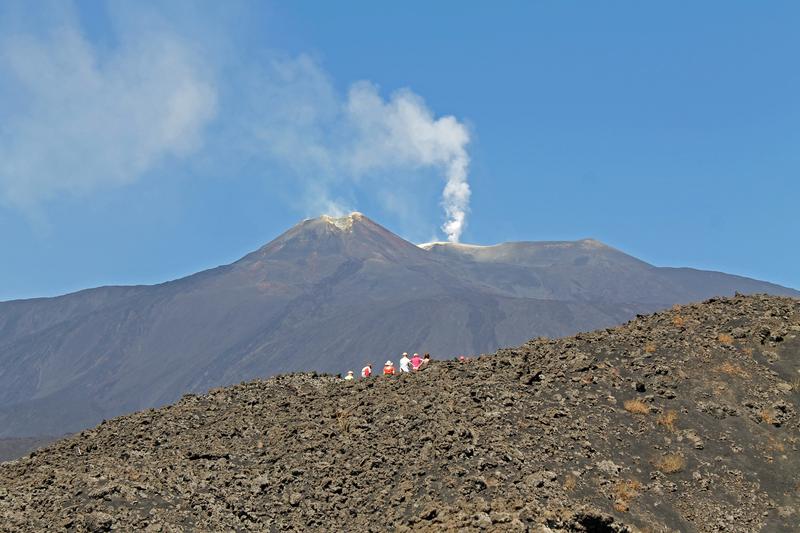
left=1, top=0, right=798, bottom=301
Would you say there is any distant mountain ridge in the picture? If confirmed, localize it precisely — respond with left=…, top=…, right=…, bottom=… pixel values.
left=0, top=213, right=797, bottom=440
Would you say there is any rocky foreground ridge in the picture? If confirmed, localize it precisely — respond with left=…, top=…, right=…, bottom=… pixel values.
left=1, top=294, right=798, bottom=532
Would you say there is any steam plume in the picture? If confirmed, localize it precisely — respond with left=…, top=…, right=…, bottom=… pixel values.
left=250, top=56, right=472, bottom=242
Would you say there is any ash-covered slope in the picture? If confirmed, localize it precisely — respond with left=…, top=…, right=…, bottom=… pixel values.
left=0, top=213, right=796, bottom=441
left=1, top=294, right=797, bottom=532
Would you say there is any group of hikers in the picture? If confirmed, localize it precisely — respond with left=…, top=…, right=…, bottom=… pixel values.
left=343, top=352, right=431, bottom=380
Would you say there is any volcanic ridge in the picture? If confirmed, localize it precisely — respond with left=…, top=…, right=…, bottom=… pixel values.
left=1, top=214, right=797, bottom=444
left=1, top=294, right=798, bottom=532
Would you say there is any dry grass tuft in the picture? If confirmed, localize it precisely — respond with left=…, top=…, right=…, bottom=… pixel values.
left=644, top=343, right=657, bottom=354
left=336, top=409, right=352, bottom=433
left=672, top=315, right=685, bottom=327
left=624, top=399, right=650, bottom=415
left=760, top=409, right=777, bottom=426
left=654, top=454, right=685, bottom=474
left=743, top=347, right=754, bottom=357
left=612, top=479, right=641, bottom=513
left=613, top=501, right=629, bottom=513
left=718, top=333, right=734, bottom=345
left=563, top=474, right=577, bottom=492
left=718, top=362, right=749, bottom=378
left=657, top=410, right=678, bottom=432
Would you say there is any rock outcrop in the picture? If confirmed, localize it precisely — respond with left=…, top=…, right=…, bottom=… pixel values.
left=1, top=294, right=798, bottom=532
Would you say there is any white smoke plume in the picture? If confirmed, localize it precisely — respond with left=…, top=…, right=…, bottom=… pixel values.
left=249, top=56, right=472, bottom=242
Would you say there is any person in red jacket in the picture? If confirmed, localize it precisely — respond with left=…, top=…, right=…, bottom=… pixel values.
left=383, top=360, right=396, bottom=375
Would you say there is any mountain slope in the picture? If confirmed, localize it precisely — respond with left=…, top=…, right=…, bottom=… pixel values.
left=0, top=213, right=797, bottom=440
left=1, top=294, right=797, bottom=532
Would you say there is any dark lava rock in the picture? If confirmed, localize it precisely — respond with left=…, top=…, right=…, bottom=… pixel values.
left=0, top=294, right=798, bottom=532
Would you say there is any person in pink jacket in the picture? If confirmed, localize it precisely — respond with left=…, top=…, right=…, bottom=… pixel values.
left=410, top=353, right=423, bottom=370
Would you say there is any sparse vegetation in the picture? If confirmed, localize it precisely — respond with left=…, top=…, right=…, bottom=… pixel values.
left=563, top=474, right=577, bottom=492
left=654, top=454, right=685, bottom=474
left=336, top=409, right=352, bottom=433
left=760, top=409, right=777, bottom=426
left=624, top=399, right=650, bottom=415
left=672, top=315, right=685, bottom=327
left=612, top=479, right=642, bottom=512
left=644, top=343, right=656, bottom=354
left=718, top=362, right=748, bottom=378
left=657, top=410, right=678, bottom=432
left=718, top=333, right=734, bottom=345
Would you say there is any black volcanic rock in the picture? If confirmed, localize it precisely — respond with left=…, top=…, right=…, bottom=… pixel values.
left=0, top=295, right=797, bottom=532
left=0, top=214, right=797, bottom=442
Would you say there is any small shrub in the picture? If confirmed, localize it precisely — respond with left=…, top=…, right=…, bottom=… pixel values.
left=563, top=474, right=577, bottom=492
left=654, top=454, right=685, bottom=474
left=624, top=399, right=650, bottom=415
left=718, top=333, right=734, bottom=345
left=336, top=409, right=352, bottom=433
left=672, top=315, right=685, bottom=327
left=760, top=409, right=777, bottom=426
left=612, top=479, right=641, bottom=513
left=657, top=410, right=678, bottom=432
left=614, top=479, right=641, bottom=500
left=644, top=343, right=656, bottom=354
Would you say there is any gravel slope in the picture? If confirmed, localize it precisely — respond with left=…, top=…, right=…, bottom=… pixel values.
left=1, top=294, right=798, bottom=532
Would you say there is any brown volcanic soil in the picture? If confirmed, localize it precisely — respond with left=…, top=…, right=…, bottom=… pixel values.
left=0, top=294, right=798, bottom=532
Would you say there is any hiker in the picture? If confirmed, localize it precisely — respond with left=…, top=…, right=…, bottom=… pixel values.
left=361, top=364, right=373, bottom=378
left=399, top=352, right=411, bottom=373
left=344, top=370, right=355, bottom=381
left=422, top=353, right=431, bottom=367
left=410, top=352, right=423, bottom=370
left=383, top=360, right=396, bottom=375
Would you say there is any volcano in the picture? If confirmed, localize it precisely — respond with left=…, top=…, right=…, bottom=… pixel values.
left=0, top=213, right=797, bottom=444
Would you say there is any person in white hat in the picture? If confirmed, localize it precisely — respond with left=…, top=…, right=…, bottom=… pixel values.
left=383, top=360, right=396, bottom=376
left=399, top=352, right=411, bottom=373
left=344, top=370, right=355, bottom=381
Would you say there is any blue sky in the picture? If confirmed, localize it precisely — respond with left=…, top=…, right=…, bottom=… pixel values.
left=1, top=0, right=798, bottom=301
